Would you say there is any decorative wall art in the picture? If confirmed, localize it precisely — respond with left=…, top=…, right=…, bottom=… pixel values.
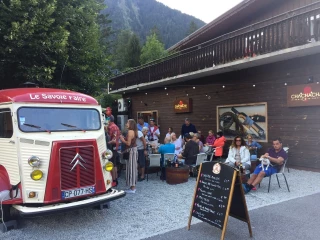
left=216, top=102, right=268, bottom=142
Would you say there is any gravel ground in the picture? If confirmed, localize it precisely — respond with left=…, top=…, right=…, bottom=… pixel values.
left=1, top=168, right=320, bottom=240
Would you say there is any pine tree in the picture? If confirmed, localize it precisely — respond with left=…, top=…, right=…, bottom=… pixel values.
left=127, top=34, right=141, bottom=68
left=187, top=21, right=199, bottom=36
left=140, top=33, right=167, bottom=65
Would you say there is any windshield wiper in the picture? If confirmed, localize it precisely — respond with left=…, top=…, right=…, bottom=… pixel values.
left=61, top=123, right=86, bottom=132
left=23, top=123, right=51, bottom=133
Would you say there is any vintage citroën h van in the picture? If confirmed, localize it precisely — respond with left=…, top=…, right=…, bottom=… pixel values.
left=0, top=88, right=125, bottom=222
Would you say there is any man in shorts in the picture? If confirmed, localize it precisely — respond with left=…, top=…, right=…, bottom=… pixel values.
left=107, top=115, right=121, bottom=186
left=242, top=137, right=287, bottom=193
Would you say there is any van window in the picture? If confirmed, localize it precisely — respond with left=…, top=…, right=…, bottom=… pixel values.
left=0, top=109, right=13, bottom=138
left=17, top=107, right=101, bottom=132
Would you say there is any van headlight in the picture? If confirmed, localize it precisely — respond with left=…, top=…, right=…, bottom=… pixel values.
left=30, top=170, right=43, bottom=181
left=104, top=162, right=114, bottom=172
left=102, top=149, right=113, bottom=160
left=28, top=156, right=41, bottom=167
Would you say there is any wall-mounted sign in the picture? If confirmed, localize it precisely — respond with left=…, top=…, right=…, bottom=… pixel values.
left=287, top=83, right=320, bottom=107
left=174, top=98, right=192, bottom=113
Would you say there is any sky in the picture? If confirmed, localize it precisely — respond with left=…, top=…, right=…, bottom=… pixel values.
left=156, top=0, right=243, bottom=23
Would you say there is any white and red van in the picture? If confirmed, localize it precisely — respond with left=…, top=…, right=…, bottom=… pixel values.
left=0, top=88, right=125, bottom=221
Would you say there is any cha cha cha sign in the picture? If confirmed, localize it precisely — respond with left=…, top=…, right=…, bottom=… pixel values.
left=287, top=83, right=320, bottom=107
left=174, top=98, right=192, bottom=113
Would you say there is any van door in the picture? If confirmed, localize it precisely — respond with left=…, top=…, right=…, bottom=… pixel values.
left=0, top=108, right=20, bottom=185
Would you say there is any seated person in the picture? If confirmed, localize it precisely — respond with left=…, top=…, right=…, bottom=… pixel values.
left=158, top=137, right=175, bottom=180
left=178, top=133, right=199, bottom=165
left=171, top=132, right=182, bottom=155
left=205, top=130, right=216, bottom=146
left=242, top=137, right=288, bottom=194
left=197, top=130, right=205, bottom=144
left=212, top=131, right=226, bottom=158
left=193, top=133, right=205, bottom=153
left=225, top=136, right=250, bottom=174
left=246, top=134, right=262, bottom=160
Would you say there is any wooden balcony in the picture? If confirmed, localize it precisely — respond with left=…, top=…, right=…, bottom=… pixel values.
left=109, top=5, right=320, bottom=93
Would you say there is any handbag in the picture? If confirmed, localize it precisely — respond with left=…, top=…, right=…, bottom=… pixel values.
left=122, top=147, right=132, bottom=160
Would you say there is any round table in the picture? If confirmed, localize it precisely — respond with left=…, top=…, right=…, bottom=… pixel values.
left=166, top=165, right=189, bottom=185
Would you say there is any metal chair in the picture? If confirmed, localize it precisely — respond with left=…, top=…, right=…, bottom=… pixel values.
left=195, top=153, right=208, bottom=166
left=260, top=158, right=290, bottom=193
left=204, top=146, right=216, bottom=161
left=283, top=147, right=290, bottom=173
left=146, top=154, right=161, bottom=181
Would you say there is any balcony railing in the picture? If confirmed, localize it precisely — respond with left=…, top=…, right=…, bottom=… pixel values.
left=110, top=5, right=320, bottom=91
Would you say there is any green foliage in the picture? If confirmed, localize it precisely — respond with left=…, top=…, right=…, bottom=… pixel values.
left=95, top=92, right=121, bottom=115
left=0, top=0, right=113, bottom=95
left=140, top=33, right=167, bottom=65
left=127, top=33, right=141, bottom=68
left=113, top=30, right=133, bottom=70
left=0, top=0, right=67, bottom=88
left=113, top=30, right=141, bottom=71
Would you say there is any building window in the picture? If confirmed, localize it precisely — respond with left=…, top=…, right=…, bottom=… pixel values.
left=0, top=108, right=13, bottom=138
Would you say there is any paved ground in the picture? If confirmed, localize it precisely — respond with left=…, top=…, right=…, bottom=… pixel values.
left=145, top=192, right=320, bottom=240
left=1, top=168, right=320, bottom=240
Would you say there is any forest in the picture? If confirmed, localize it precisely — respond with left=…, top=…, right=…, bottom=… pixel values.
left=0, top=0, right=205, bottom=106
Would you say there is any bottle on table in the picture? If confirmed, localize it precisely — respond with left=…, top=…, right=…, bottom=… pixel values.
left=175, top=159, right=179, bottom=168
left=239, top=163, right=244, bottom=174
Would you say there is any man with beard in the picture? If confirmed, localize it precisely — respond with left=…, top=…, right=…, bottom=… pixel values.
left=242, top=137, right=287, bottom=194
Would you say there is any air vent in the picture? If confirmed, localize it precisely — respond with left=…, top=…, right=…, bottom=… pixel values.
left=35, top=140, right=50, bottom=146
left=20, top=138, right=34, bottom=144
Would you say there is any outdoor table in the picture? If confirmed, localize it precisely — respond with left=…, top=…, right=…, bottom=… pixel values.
left=166, top=165, right=189, bottom=185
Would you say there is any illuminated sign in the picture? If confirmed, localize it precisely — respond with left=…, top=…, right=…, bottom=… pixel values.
left=287, top=83, right=320, bottom=107
left=173, top=98, right=192, bottom=113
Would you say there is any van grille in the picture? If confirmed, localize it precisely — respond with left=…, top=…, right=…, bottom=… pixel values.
left=60, top=146, right=95, bottom=190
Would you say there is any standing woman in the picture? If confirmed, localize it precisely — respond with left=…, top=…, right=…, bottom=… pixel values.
left=120, top=119, right=138, bottom=193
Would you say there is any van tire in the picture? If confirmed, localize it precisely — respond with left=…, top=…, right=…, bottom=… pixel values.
left=0, top=205, right=12, bottom=222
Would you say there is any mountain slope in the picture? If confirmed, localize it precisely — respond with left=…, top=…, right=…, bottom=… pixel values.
left=102, top=0, right=206, bottom=49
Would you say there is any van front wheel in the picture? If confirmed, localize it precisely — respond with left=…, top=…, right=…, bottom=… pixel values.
left=0, top=204, right=12, bottom=222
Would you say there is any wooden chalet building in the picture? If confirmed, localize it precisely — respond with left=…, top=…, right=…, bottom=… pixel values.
left=109, top=0, right=320, bottom=170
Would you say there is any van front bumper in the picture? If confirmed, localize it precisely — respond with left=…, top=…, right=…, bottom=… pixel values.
left=12, top=189, right=125, bottom=217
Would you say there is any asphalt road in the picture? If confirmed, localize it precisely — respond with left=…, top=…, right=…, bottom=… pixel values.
left=144, top=192, right=320, bottom=240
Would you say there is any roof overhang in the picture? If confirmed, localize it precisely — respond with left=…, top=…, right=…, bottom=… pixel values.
left=168, top=0, right=261, bottom=51
left=109, top=41, right=320, bottom=94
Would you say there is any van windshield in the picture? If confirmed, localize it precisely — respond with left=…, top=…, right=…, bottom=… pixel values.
left=17, top=107, right=101, bottom=132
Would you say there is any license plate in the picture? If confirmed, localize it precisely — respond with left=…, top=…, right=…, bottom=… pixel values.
left=61, top=186, right=95, bottom=199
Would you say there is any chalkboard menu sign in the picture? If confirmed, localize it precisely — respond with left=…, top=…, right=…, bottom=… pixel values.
left=187, top=162, right=252, bottom=240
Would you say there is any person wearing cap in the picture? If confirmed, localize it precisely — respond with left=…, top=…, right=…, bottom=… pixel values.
left=106, top=115, right=121, bottom=186
left=178, top=133, right=199, bottom=165
left=180, top=118, right=197, bottom=139
left=137, top=115, right=149, bottom=131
